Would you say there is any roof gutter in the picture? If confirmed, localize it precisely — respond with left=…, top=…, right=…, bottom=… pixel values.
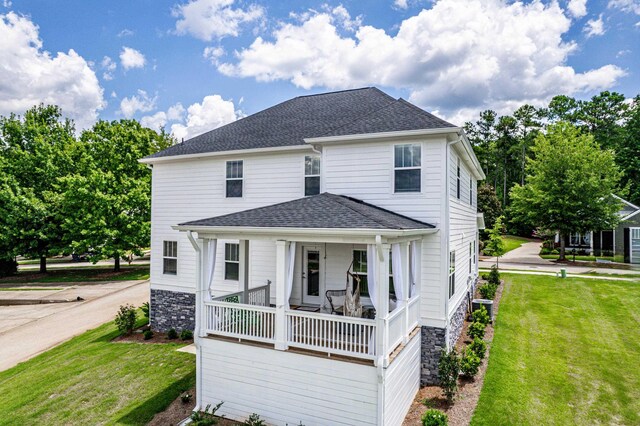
left=172, top=225, right=438, bottom=238
left=455, top=130, right=486, bottom=180
left=139, top=144, right=314, bottom=165
left=304, top=127, right=463, bottom=145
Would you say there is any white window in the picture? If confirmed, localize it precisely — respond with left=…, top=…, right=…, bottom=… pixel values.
left=351, top=249, right=394, bottom=297
left=449, top=250, right=456, bottom=299
left=472, top=240, right=477, bottom=272
left=470, top=176, right=473, bottom=205
left=163, top=241, right=177, bottom=275
left=394, top=144, right=421, bottom=193
left=469, top=242, right=472, bottom=274
left=456, top=158, right=461, bottom=199
left=224, top=243, right=239, bottom=280
left=569, top=233, right=580, bottom=246
left=226, top=160, right=243, bottom=198
left=304, top=155, right=320, bottom=196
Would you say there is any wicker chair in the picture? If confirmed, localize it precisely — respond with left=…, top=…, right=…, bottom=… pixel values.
left=325, top=289, right=346, bottom=315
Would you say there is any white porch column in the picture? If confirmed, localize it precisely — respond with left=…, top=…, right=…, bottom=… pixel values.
left=274, top=240, right=288, bottom=350
left=239, top=240, right=250, bottom=303
left=400, top=241, right=410, bottom=344
left=376, top=242, right=391, bottom=367
left=197, top=237, right=209, bottom=338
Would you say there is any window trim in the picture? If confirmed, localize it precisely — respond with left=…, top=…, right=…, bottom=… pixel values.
left=224, top=242, right=240, bottom=281
left=351, top=249, right=394, bottom=298
left=225, top=160, right=244, bottom=198
left=393, top=143, right=422, bottom=194
left=304, top=154, right=321, bottom=197
left=470, top=176, right=473, bottom=205
left=456, top=157, right=461, bottom=200
left=163, top=240, right=178, bottom=276
left=469, top=242, right=472, bottom=274
left=448, top=250, right=456, bottom=299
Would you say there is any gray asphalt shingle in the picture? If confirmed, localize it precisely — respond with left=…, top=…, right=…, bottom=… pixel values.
left=146, top=87, right=455, bottom=159
left=178, top=193, right=435, bottom=230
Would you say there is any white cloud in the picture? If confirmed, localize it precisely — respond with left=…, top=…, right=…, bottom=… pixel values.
left=203, top=45, right=225, bottom=65
left=584, top=14, right=605, bottom=37
left=328, top=5, right=362, bottom=32
left=119, top=90, right=156, bottom=118
left=567, top=0, right=588, bottom=18
left=608, top=0, right=640, bottom=14
left=118, top=29, right=134, bottom=37
left=170, top=94, right=238, bottom=140
left=219, top=1, right=625, bottom=125
left=140, top=102, right=186, bottom=130
left=101, top=56, right=116, bottom=80
left=119, top=46, right=146, bottom=70
left=173, top=0, right=264, bottom=41
left=0, top=12, right=104, bottom=130
left=394, top=0, right=409, bottom=9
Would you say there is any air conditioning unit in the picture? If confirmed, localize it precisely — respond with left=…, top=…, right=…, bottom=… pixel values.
left=472, top=299, right=494, bottom=322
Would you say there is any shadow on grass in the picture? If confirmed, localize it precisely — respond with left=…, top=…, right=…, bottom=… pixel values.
left=116, top=371, right=196, bottom=425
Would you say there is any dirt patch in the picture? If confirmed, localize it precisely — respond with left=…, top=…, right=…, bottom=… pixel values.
left=148, top=387, right=242, bottom=426
left=113, top=326, right=193, bottom=344
left=403, top=280, right=505, bottom=426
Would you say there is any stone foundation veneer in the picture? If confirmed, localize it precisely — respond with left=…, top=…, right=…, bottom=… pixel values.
left=150, top=289, right=195, bottom=332
left=420, top=326, right=446, bottom=385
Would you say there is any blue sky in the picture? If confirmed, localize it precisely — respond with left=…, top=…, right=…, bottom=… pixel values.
left=1, top=0, right=638, bottom=138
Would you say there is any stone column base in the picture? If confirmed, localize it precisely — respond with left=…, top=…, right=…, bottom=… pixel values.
left=150, top=289, right=195, bottom=332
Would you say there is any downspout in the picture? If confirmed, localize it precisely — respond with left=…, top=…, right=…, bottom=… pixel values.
left=187, top=231, right=203, bottom=412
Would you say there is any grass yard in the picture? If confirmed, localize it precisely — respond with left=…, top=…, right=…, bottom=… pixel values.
left=0, top=320, right=195, bottom=425
left=0, top=267, right=149, bottom=284
left=501, top=235, right=531, bottom=254
left=472, top=274, right=640, bottom=425
left=540, top=254, right=625, bottom=263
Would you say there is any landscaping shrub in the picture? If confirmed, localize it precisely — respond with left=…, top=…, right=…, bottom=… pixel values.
left=469, top=337, right=487, bottom=359
left=167, top=328, right=178, bottom=339
left=245, top=413, right=266, bottom=426
left=481, top=273, right=489, bottom=281
left=488, top=266, right=501, bottom=286
left=437, top=348, right=460, bottom=403
left=471, top=305, right=490, bottom=326
left=143, top=330, right=153, bottom=340
left=421, top=409, right=448, bottom=426
left=140, top=301, right=150, bottom=319
left=190, top=402, right=223, bottom=426
left=180, top=329, right=194, bottom=340
left=460, top=348, right=481, bottom=377
left=467, top=321, right=486, bottom=340
left=479, top=283, right=497, bottom=300
left=539, top=247, right=559, bottom=255
left=181, top=392, right=192, bottom=403
left=114, top=304, right=137, bottom=335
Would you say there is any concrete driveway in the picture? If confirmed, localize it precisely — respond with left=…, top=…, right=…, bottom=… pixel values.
left=0, top=280, right=149, bottom=372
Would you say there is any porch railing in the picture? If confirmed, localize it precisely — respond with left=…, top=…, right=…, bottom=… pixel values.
left=211, top=282, right=270, bottom=306
left=204, top=300, right=276, bottom=344
left=386, top=306, right=405, bottom=354
left=408, top=295, right=420, bottom=330
left=286, top=310, right=377, bottom=361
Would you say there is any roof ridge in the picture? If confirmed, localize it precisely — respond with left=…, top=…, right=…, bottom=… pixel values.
left=295, top=87, right=376, bottom=99
left=328, top=193, right=433, bottom=229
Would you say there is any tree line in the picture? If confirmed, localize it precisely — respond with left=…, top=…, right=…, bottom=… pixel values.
left=0, top=104, right=174, bottom=275
left=469, top=91, right=639, bottom=259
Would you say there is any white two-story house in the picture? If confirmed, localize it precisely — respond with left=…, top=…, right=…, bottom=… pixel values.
left=141, top=88, right=485, bottom=426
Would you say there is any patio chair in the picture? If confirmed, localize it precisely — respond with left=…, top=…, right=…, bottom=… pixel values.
left=325, top=289, right=346, bottom=315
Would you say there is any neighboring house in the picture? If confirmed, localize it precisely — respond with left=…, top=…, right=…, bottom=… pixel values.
left=140, top=88, right=485, bottom=425
left=560, top=195, right=640, bottom=264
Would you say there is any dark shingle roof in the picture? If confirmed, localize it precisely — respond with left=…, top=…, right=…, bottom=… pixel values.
left=146, top=88, right=455, bottom=159
left=178, top=193, right=435, bottom=230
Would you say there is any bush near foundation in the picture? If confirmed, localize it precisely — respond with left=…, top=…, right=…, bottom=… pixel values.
left=469, top=337, right=487, bottom=359
left=114, top=304, right=136, bottom=336
left=467, top=321, right=486, bottom=340
left=460, top=348, right=481, bottom=377
left=438, top=348, right=460, bottom=403
left=422, top=409, right=448, bottom=426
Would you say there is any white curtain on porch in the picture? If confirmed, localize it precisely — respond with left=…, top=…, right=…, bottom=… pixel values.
left=285, top=241, right=296, bottom=309
left=409, top=240, right=418, bottom=298
left=205, top=239, right=217, bottom=302
left=391, top=244, right=405, bottom=309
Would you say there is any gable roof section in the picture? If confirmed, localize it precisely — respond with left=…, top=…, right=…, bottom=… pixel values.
left=177, top=193, right=435, bottom=231
left=145, top=88, right=456, bottom=160
left=613, top=194, right=640, bottom=221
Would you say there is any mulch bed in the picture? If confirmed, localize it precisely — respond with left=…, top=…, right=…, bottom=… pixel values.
left=403, top=279, right=505, bottom=426
left=147, top=387, right=242, bottom=426
left=113, top=326, right=194, bottom=344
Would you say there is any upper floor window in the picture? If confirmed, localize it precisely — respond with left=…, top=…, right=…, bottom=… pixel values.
left=469, top=176, right=473, bottom=205
left=224, top=243, right=239, bottom=280
left=304, top=155, right=321, bottom=196
left=456, top=158, right=461, bottom=199
left=448, top=250, right=456, bottom=299
left=163, top=241, right=177, bottom=275
left=394, top=144, right=421, bottom=193
left=226, top=160, right=243, bottom=198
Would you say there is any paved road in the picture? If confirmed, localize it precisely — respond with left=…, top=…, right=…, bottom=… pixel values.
left=0, top=280, right=149, bottom=372
left=18, top=258, right=150, bottom=271
left=480, top=241, right=639, bottom=275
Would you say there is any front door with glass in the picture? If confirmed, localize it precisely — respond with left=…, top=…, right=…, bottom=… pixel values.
left=302, top=246, right=323, bottom=305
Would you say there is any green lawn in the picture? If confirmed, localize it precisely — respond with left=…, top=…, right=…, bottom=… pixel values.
left=0, top=319, right=195, bottom=425
left=502, top=235, right=531, bottom=254
left=540, top=254, right=625, bottom=263
left=0, top=267, right=149, bottom=284
left=472, top=274, right=640, bottom=425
